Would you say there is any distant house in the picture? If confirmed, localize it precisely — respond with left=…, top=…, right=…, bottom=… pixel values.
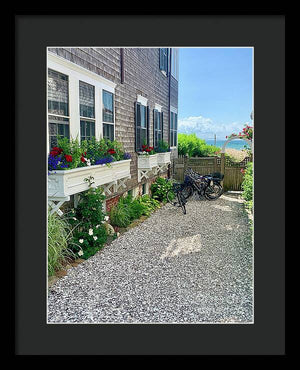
left=47, top=47, right=179, bottom=211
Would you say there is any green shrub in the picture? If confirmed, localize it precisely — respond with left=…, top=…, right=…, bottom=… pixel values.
left=48, top=211, right=75, bottom=276
left=178, top=133, right=220, bottom=157
left=241, top=162, right=253, bottom=211
left=109, top=193, right=161, bottom=227
left=156, top=140, right=170, bottom=153
left=109, top=198, right=132, bottom=228
left=138, top=194, right=160, bottom=215
left=67, top=187, right=108, bottom=259
left=150, top=177, right=173, bottom=203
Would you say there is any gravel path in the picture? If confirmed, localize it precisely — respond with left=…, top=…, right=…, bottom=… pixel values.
left=48, top=194, right=253, bottom=323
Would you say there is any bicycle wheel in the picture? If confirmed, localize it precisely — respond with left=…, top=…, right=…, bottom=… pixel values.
left=177, top=191, right=187, bottom=214
left=181, top=185, right=193, bottom=200
left=166, top=189, right=177, bottom=206
left=204, top=182, right=223, bottom=200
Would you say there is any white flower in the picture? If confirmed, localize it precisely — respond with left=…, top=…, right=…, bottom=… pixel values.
left=79, top=239, right=84, bottom=244
left=116, top=232, right=120, bottom=237
left=96, top=225, right=100, bottom=228
left=93, top=236, right=98, bottom=241
left=86, top=159, right=91, bottom=166
left=78, top=250, right=83, bottom=256
left=73, top=217, right=77, bottom=221
left=104, top=216, right=109, bottom=221
left=89, top=228, right=93, bottom=235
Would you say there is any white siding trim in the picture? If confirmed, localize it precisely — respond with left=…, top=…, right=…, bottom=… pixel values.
left=170, top=106, right=178, bottom=114
left=155, top=104, right=162, bottom=112
left=48, top=52, right=117, bottom=89
left=137, top=94, right=148, bottom=106
left=47, top=52, right=116, bottom=150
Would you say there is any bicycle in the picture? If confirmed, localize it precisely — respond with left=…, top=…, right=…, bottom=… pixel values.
left=182, top=168, right=224, bottom=201
left=165, top=179, right=187, bottom=214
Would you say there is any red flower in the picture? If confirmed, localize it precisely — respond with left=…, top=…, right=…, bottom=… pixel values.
left=81, top=156, right=86, bottom=163
left=65, top=155, right=73, bottom=162
left=50, top=146, right=63, bottom=157
left=149, top=147, right=154, bottom=151
left=145, top=149, right=151, bottom=152
left=108, top=149, right=116, bottom=155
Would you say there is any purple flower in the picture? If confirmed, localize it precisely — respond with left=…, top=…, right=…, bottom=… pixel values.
left=48, top=154, right=69, bottom=173
left=95, top=156, right=114, bottom=165
left=123, top=152, right=131, bottom=160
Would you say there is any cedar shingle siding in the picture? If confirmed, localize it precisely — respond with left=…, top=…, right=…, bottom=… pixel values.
left=48, top=47, right=178, bottom=195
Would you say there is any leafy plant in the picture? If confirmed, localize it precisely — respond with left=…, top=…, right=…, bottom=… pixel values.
left=150, top=177, right=173, bottom=203
left=48, top=210, right=75, bottom=276
left=241, top=162, right=253, bottom=211
left=177, top=133, right=220, bottom=157
left=109, top=193, right=161, bottom=227
left=156, top=140, right=170, bottom=153
left=138, top=194, right=160, bottom=215
left=48, top=137, right=130, bottom=172
left=67, top=187, right=108, bottom=259
left=109, top=200, right=131, bottom=228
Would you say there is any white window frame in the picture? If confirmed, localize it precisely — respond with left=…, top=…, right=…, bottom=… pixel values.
left=47, top=52, right=116, bottom=153
left=102, top=89, right=115, bottom=142
left=171, top=48, right=179, bottom=81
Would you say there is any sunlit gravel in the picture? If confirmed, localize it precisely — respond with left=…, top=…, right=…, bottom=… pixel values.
left=48, top=193, right=253, bottom=324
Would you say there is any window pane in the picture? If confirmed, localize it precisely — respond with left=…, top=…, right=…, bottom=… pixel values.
left=48, top=69, right=69, bottom=116
left=48, top=115, right=69, bottom=148
left=140, top=128, right=147, bottom=146
left=103, top=123, right=114, bottom=141
left=175, top=113, right=178, bottom=130
left=170, top=112, right=174, bottom=129
left=103, top=90, right=114, bottom=123
left=140, top=105, right=146, bottom=128
left=80, top=120, right=95, bottom=141
left=79, top=81, right=95, bottom=118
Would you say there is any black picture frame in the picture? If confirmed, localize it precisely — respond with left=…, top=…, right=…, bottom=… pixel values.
left=14, top=13, right=285, bottom=356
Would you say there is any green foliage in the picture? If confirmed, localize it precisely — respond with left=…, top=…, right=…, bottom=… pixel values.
left=48, top=210, right=75, bottom=276
left=156, top=140, right=170, bottom=153
left=177, top=133, right=220, bottom=157
left=67, top=187, right=108, bottom=259
left=241, top=162, right=253, bottom=211
left=150, top=177, right=173, bottom=203
left=137, top=194, right=161, bottom=215
left=57, top=136, right=83, bottom=169
left=109, top=199, right=131, bottom=228
left=109, top=193, right=161, bottom=227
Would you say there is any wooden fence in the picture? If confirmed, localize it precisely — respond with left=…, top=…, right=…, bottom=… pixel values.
left=171, top=155, right=252, bottom=191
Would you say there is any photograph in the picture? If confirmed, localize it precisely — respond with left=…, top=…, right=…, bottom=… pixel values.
left=46, top=46, right=254, bottom=324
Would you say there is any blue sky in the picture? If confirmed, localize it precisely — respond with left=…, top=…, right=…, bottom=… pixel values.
left=178, top=47, right=253, bottom=140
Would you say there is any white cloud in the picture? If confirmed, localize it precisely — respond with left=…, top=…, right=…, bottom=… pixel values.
left=178, top=115, right=250, bottom=140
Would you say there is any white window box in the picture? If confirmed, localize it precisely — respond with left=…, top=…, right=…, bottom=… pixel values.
left=48, top=159, right=131, bottom=198
left=137, top=154, right=158, bottom=170
left=156, top=152, right=171, bottom=165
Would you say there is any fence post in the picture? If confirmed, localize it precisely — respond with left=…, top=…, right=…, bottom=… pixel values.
left=220, top=153, right=225, bottom=187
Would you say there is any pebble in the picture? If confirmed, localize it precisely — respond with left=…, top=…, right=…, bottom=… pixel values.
left=48, top=194, right=253, bottom=323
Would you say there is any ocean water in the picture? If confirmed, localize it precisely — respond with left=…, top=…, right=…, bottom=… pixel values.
left=205, top=139, right=251, bottom=150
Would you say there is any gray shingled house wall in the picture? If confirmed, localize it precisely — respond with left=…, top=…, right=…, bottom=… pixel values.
left=48, top=47, right=178, bottom=203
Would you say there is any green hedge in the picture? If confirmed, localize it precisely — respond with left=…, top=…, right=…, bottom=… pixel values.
left=241, top=162, right=253, bottom=211
left=178, top=133, right=220, bottom=157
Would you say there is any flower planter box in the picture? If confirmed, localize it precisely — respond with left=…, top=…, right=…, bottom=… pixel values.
left=48, top=159, right=131, bottom=198
left=156, top=152, right=171, bottom=165
left=137, top=154, right=158, bottom=170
